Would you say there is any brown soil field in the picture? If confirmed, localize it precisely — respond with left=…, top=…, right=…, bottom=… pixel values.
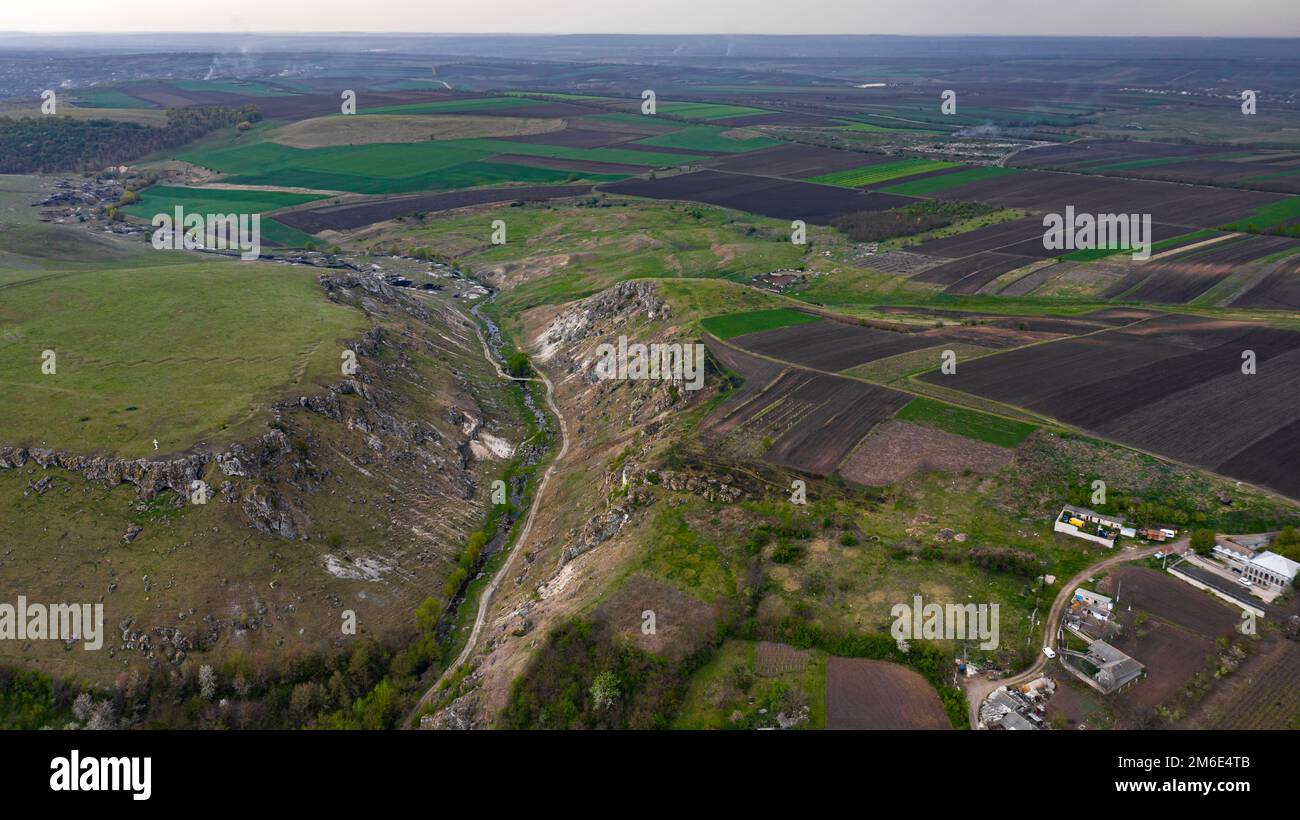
left=839, top=420, right=1014, bottom=485
left=703, top=334, right=785, bottom=386
left=1105, top=234, right=1300, bottom=303
left=274, top=184, right=594, bottom=233
left=700, top=360, right=909, bottom=476
left=600, top=170, right=915, bottom=224
left=1112, top=620, right=1214, bottom=711
left=1189, top=636, right=1300, bottom=729
left=1216, top=416, right=1300, bottom=500
left=760, top=372, right=912, bottom=475
left=1229, top=256, right=1300, bottom=309
left=593, top=573, right=720, bottom=661
left=705, top=143, right=893, bottom=178
left=754, top=641, right=811, bottom=676
left=914, top=252, right=1036, bottom=293
left=729, top=318, right=934, bottom=372
left=912, top=216, right=1047, bottom=258
left=922, top=313, right=1300, bottom=498
left=1012, top=139, right=1225, bottom=169
left=825, top=657, right=951, bottom=729
left=916, top=217, right=1188, bottom=262
left=271, top=114, right=564, bottom=148
left=1011, top=141, right=1300, bottom=195
left=1105, top=566, right=1240, bottom=636
left=1098, top=346, right=1300, bottom=468
left=938, top=168, right=1282, bottom=229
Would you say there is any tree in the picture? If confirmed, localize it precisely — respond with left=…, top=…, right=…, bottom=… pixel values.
left=198, top=664, right=217, bottom=700
left=505, top=351, right=532, bottom=379
left=1190, top=529, right=1216, bottom=555
left=590, top=671, right=619, bottom=711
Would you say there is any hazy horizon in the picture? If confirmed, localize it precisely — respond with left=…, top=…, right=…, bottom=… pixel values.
left=4, top=0, right=1299, bottom=38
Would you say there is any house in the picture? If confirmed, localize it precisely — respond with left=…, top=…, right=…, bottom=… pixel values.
left=1072, top=588, right=1113, bottom=620
left=1000, top=711, right=1038, bottom=731
left=1087, top=640, right=1145, bottom=694
left=1242, top=551, right=1299, bottom=593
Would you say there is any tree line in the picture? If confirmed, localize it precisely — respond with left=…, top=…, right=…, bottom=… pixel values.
left=0, top=104, right=262, bottom=173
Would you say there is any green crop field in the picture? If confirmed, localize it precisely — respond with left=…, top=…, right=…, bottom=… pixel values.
left=894, top=397, right=1037, bottom=447
left=700, top=308, right=821, bottom=340
left=180, top=134, right=666, bottom=195
left=71, top=87, right=155, bottom=109
left=808, top=159, right=958, bottom=188
left=122, top=185, right=327, bottom=247
left=633, top=125, right=781, bottom=153
left=0, top=254, right=364, bottom=456
left=124, top=185, right=326, bottom=216
left=881, top=166, right=1020, bottom=196
left=447, top=138, right=696, bottom=166
left=1221, top=197, right=1300, bottom=232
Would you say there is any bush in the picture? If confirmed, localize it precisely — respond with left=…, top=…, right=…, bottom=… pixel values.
left=1190, top=529, right=1216, bottom=555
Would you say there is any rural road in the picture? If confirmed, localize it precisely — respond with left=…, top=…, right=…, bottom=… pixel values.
left=409, top=323, right=570, bottom=726
left=963, top=538, right=1179, bottom=728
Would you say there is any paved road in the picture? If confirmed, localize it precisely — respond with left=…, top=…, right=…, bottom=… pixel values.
left=963, top=539, right=1178, bottom=728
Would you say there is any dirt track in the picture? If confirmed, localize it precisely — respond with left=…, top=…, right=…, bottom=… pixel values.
left=408, top=316, right=569, bottom=726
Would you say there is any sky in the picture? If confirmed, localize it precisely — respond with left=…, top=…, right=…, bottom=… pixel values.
left=4, top=0, right=1299, bottom=38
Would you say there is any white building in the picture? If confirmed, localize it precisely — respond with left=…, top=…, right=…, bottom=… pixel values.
left=1243, top=551, right=1299, bottom=593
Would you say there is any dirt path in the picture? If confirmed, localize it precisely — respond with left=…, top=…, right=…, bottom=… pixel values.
left=963, top=538, right=1180, bottom=728
left=408, top=337, right=569, bottom=726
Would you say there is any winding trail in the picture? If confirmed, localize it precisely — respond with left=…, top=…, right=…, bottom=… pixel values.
left=963, top=538, right=1180, bottom=728
left=409, top=323, right=569, bottom=725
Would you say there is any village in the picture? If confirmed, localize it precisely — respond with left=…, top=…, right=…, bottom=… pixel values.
left=974, top=503, right=1298, bottom=730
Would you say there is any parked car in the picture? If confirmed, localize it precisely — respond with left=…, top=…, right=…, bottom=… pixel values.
left=1238, top=576, right=1253, bottom=587
left=1042, top=646, right=1057, bottom=659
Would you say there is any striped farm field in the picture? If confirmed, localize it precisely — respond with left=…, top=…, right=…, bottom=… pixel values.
left=808, top=159, right=958, bottom=188
left=881, top=166, right=1021, bottom=196
left=633, top=125, right=782, bottom=153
